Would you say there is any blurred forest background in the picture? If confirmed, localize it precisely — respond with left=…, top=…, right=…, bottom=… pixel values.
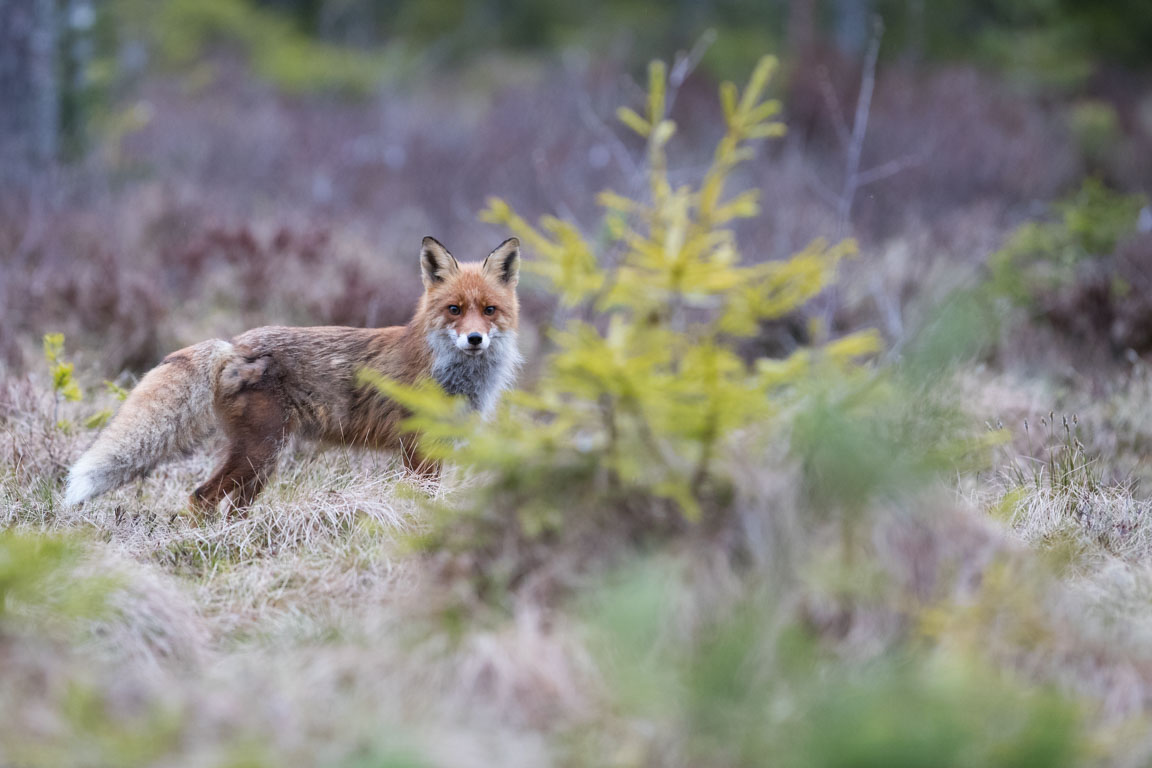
left=2, top=0, right=1150, bottom=372
left=3, top=1, right=1152, bottom=766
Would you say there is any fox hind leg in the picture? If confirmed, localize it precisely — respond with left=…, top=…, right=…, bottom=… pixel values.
left=190, top=444, right=280, bottom=516
left=190, top=388, right=287, bottom=516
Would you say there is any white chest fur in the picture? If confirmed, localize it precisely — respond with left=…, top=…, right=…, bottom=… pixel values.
left=427, top=329, right=522, bottom=415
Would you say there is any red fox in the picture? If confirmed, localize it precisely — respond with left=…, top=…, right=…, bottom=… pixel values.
left=65, top=236, right=522, bottom=513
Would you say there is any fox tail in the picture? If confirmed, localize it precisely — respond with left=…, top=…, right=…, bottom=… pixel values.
left=64, top=339, right=233, bottom=506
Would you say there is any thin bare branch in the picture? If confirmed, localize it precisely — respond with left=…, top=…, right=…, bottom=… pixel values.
left=856, top=150, right=929, bottom=188
left=576, top=90, right=640, bottom=179
left=837, top=16, right=884, bottom=235
left=801, top=165, right=844, bottom=210
left=817, top=66, right=852, bottom=152
left=666, top=29, right=718, bottom=114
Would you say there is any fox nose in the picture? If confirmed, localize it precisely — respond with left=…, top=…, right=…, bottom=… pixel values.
left=467, top=333, right=483, bottom=346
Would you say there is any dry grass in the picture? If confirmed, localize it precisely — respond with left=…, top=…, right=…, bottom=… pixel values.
left=942, top=369, right=1152, bottom=755
left=10, top=357, right=1152, bottom=764
left=0, top=365, right=609, bottom=766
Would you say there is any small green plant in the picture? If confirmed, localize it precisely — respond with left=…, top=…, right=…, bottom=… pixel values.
left=43, top=333, right=82, bottom=434
left=990, top=411, right=1111, bottom=551
left=42, top=333, right=115, bottom=433
left=364, top=56, right=879, bottom=598
left=82, top=380, right=129, bottom=430
left=1004, top=412, right=1102, bottom=496
left=103, top=380, right=130, bottom=402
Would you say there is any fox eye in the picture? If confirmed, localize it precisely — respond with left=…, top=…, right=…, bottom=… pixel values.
left=448, top=305, right=460, bottom=315
left=484, top=306, right=496, bottom=316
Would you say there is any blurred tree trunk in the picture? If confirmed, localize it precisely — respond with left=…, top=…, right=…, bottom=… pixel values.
left=0, top=0, right=58, bottom=168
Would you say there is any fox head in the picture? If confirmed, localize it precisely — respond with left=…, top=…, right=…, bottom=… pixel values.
left=418, top=236, right=520, bottom=357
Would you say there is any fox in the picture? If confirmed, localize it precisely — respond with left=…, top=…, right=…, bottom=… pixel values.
left=64, top=236, right=522, bottom=513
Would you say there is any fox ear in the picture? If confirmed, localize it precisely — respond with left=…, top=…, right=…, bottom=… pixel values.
left=482, top=237, right=520, bottom=286
left=420, top=236, right=459, bottom=287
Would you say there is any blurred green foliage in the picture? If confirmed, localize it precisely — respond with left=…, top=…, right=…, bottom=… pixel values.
left=102, top=0, right=1152, bottom=95
left=792, top=658, right=1080, bottom=768
left=0, top=530, right=106, bottom=633
left=1068, top=100, right=1122, bottom=175
left=790, top=371, right=995, bottom=521
left=262, top=0, right=782, bottom=72
left=8, top=685, right=183, bottom=768
left=46, top=0, right=1152, bottom=166
left=571, top=563, right=1083, bottom=767
left=0, top=532, right=186, bottom=767
left=989, top=179, right=1146, bottom=307
left=258, top=0, right=1152, bottom=63
left=337, top=748, right=431, bottom=768
left=975, top=24, right=1094, bottom=92
left=112, top=0, right=392, bottom=96
left=789, top=288, right=1003, bottom=539
left=252, top=0, right=1152, bottom=75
